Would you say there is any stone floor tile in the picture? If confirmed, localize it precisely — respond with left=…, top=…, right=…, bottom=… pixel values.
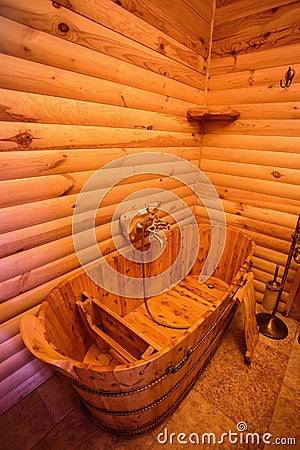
left=194, top=326, right=289, bottom=435
left=150, top=389, right=263, bottom=450
left=0, top=390, right=56, bottom=450
left=31, top=407, right=111, bottom=450
left=37, top=373, right=78, bottom=424
left=30, top=398, right=158, bottom=450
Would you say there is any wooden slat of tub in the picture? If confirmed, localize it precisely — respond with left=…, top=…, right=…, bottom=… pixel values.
left=143, top=297, right=192, bottom=330
left=83, top=343, right=120, bottom=367
left=123, top=305, right=179, bottom=350
left=184, top=276, right=229, bottom=301
left=123, top=276, right=229, bottom=349
left=155, top=289, right=208, bottom=324
left=173, top=282, right=216, bottom=309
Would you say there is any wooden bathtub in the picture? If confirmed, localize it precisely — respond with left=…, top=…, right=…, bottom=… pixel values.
left=20, top=224, right=255, bottom=435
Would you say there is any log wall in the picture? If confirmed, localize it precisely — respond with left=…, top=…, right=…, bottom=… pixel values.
left=0, top=0, right=213, bottom=413
left=1, top=0, right=299, bottom=414
left=197, top=0, right=300, bottom=312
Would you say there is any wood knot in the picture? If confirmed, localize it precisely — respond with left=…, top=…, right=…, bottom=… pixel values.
left=57, top=22, right=70, bottom=34
left=16, top=132, right=33, bottom=148
left=271, top=170, right=281, bottom=179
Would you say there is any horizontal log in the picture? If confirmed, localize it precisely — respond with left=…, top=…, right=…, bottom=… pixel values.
left=0, top=334, right=24, bottom=362
left=0, top=306, right=39, bottom=343
left=252, top=255, right=290, bottom=278
left=201, top=159, right=300, bottom=185
left=204, top=119, right=300, bottom=137
left=0, top=250, right=85, bottom=306
left=49, top=0, right=205, bottom=71
left=0, top=358, right=52, bottom=406
left=196, top=204, right=295, bottom=243
left=252, top=256, right=297, bottom=293
left=0, top=195, right=195, bottom=303
left=214, top=0, right=296, bottom=25
left=206, top=198, right=297, bottom=230
left=213, top=2, right=300, bottom=57
left=214, top=185, right=300, bottom=216
left=252, top=266, right=295, bottom=288
left=0, top=6, right=204, bottom=90
left=0, top=158, right=197, bottom=207
left=209, top=65, right=300, bottom=91
left=196, top=205, right=295, bottom=252
left=0, top=163, right=192, bottom=207
left=0, top=170, right=199, bottom=257
left=0, top=54, right=203, bottom=117
left=229, top=102, right=300, bottom=120
left=0, top=183, right=191, bottom=235
left=0, top=348, right=34, bottom=382
left=0, top=197, right=137, bottom=258
left=201, top=171, right=300, bottom=200
left=0, top=363, right=53, bottom=415
left=189, top=0, right=214, bottom=23
left=254, top=245, right=298, bottom=270
left=0, top=194, right=84, bottom=235
left=0, top=189, right=194, bottom=283
left=0, top=122, right=200, bottom=152
left=241, top=230, right=293, bottom=255
left=99, top=0, right=211, bottom=56
left=206, top=83, right=300, bottom=105
left=0, top=147, right=200, bottom=181
left=202, top=146, right=300, bottom=169
left=203, top=134, right=300, bottom=153
left=0, top=89, right=199, bottom=133
left=0, top=174, right=76, bottom=208
left=209, top=42, right=300, bottom=74
left=0, top=186, right=194, bottom=282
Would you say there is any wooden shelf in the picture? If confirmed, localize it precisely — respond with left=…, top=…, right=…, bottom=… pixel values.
left=187, top=106, right=240, bottom=121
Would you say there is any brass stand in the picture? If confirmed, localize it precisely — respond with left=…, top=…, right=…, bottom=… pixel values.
left=256, top=214, right=300, bottom=340
left=256, top=313, right=288, bottom=340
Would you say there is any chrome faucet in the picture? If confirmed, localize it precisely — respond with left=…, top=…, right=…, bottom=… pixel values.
left=149, top=230, right=166, bottom=248
left=123, top=203, right=171, bottom=244
left=142, top=206, right=170, bottom=248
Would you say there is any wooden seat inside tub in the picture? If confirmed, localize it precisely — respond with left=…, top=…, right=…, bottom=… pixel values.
left=77, top=275, right=229, bottom=366
left=123, top=275, right=229, bottom=349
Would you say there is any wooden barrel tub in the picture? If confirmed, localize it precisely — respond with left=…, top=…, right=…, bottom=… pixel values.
left=21, top=224, right=255, bottom=435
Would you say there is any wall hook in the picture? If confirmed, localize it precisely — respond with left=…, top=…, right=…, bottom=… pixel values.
left=280, top=67, right=296, bottom=88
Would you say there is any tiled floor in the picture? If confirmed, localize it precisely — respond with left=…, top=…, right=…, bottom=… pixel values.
left=1, top=305, right=299, bottom=450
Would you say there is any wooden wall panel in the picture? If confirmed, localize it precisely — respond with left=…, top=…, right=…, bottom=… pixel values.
left=209, top=43, right=300, bottom=75
left=0, top=89, right=200, bottom=132
left=202, top=0, right=300, bottom=313
left=108, top=0, right=213, bottom=57
left=0, top=54, right=203, bottom=116
left=213, top=1, right=300, bottom=57
left=51, top=0, right=206, bottom=71
left=2, top=0, right=298, bottom=415
left=215, top=0, right=296, bottom=23
left=0, top=0, right=212, bottom=411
